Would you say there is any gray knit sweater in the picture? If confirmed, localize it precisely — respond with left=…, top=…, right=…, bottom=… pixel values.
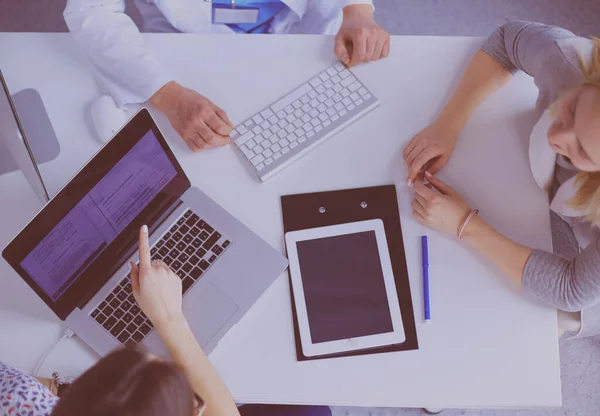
left=481, top=21, right=600, bottom=337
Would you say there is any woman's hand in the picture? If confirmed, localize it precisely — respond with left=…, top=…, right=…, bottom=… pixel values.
left=412, top=172, right=472, bottom=236
left=403, top=121, right=459, bottom=185
left=334, top=5, right=390, bottom=67
left=130, top=225, right=185, bottom=331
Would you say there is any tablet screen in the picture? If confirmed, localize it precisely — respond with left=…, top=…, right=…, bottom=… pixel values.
left=296, top=231, right=394, bottom=343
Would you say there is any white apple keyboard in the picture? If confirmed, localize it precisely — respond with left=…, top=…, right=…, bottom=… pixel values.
left=230, top=63, right=380, bottom=181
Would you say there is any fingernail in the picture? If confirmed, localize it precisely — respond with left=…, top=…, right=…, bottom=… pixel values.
left=407, top=179, right=412, bottom=186
left=129, top=261, right=134, bottom=270
left=425, top=171, right=432, bottom=178
left=142, top=225, right=148, bottom=233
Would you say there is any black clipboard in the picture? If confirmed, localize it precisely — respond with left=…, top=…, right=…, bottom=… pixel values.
left=281, top=185, right=418, bottom=361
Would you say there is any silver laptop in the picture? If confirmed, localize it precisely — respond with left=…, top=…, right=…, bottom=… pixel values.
left=0, top=70, right=50, bottom=203
left=2, top=108, right=288, bottom=357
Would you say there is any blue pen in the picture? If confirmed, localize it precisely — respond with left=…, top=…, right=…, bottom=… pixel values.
left=421, top=235, right=430, bottom=321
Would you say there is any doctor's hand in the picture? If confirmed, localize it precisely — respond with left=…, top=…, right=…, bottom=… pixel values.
left=130, top=225, right=185, bottom=331
left=412, top=173, right=471, bottom=236
left=335, top=4, right=390, bottom=67
left=403, top=121, right=459, bottom=185
left=150, top=81, right=234, bottom=152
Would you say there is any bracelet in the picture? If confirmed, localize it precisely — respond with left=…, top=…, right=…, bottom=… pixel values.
left=458, top=209, right=479, bottom=239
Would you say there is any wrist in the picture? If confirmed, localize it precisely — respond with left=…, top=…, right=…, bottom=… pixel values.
left=343, top=4, right=374, bottom=20
left=154, top=312, right=189, bottom=340
left=434, top=113, right=464, bottom=140
left=149, top=80, right=178, bottom=111
left=460, top=214, right=487, bottom=243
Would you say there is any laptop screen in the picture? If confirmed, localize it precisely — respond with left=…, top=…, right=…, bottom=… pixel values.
left=20, top=130, right=177, bottom=301
left=2, top=109, right=190, bottom=320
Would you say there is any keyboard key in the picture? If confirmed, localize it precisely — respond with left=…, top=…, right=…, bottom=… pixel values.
left=111, top=321, right=126, bottom=337
left=212, top=245, right=223, bottom=255
left=183, top=235, right=193, bottom=244
left=310, top=77, right=322, bottom=87
left=244, top=119, right=254, bottom=128
left=159, top=247, right=169, bottom=256
left=103, top=316, right=117, bottom=331
left=95, top=313, right=107, bottom=324
left=116, top=291, right=127, bottom=301
left=309, top=108, right=319, bottom=118
left=311, top=119, right=320, bottom=127
left=290, top=141, right=299, bottom=148
left=272, top=143, right=282, bottom=152
left=202, top=232, right=222, bottom=250
left=324, top=80, right=333, bottom=89
left=133, top=314, right=145, bottom=326
left=308, top=90, right=318, bottom=99
left=347, top=104, right=355, bottom=112
left=315, top=85, right=326, bottom=94
left=176, top=242, right=186, bottom=251
left=319, top=72, right=329, bottom=81
left=307, top=131, right=315, bottom=138
left=199, top=231, right=209, bottom=240
left=334, top=102, right=344, bottom=112
left=182, top=263, right=192, bottom=273
left=166, top=239, right=176, bottom=249
left=199, top=260, right=210, bottom=270
left=331, top=114, right=339, bottom=122
left=140, top=322, right=152, bottom=335
left=315, top=125, right=323, bottom=132
left=235, top=130, right=255, bottom=146
left=268, top=115, right=278, bottom=124
left=190, top=227, right=200, bottom=237
left=333, top=93, right=343, bottom=102
left=164, top=256, right=174, bottom=265
left=285, top=124, right=295, bottom=133
left=327, top=67, right=337, bottom=77
left=256, top=163, right=265, bottom=170
left=349, top=81, right=361, bottom=92
left=132, top=331, right=144, bottom=343
left=114, top=308, right=124, bottom=319
left=184, top=210, right=192, bottom=218
left=127, top=323, right=137, bottom=334
left=281, top=146, right=290, bottom=154
left=323, top=120, right=332, bottom=127
left=364, top=93, right=372, bottom=100
left=264, top=149, right=273, bottom=158
left=169, top=249, right=179, bottom=259
left=333, top=84, right=343, bottom=93
left=177, top=217, right=186, bottom=226
left=309, top=99, right=319, bottom=108
left=358, top=87, right=368, bottom=96
left=180, top=224, right=190, bottom=234
left=331, top=75, right=341, bottom=83
left=301, top=103, right=311, bottom=112
left=208, top=254, right=217, bottom=263
left=277, top=130, right=286, bottom=139
left=118, top=331, right=130, bottom=344
left=130, top=305, right=140, bottom=315
left=172, top=260, right=182, bottom=270
left=261, top=108, right=274, bottom=119
left=339, top=109, right=348, bottom=117
left=325, top=98, right=335, bottom=107
left=178, top=253, right=189, bottom=263
left=127, top=293, right=135, bottom=304
left=110, top=298, right=120, bottom=309
left=334, top=62, right=345, bottom=71
left=355, top=98, right=364, bottom=106
left=182, top=277, right=194, bottom=293
left=190, top=267, right=203, bottom=279
left=276, top=110, right=286, bottom=119
left=176, top=270, right=186, bottom=279
left=284, top=105, right=294, bottom=114
left=191, top=238, right=202, bottom=248
left=125, top=339, right=137, bottom=348
left=185, top=246, right=195, bottom=255
left=252, top=114, right=263, bottom=124
left=265, top=157, right=274, bottom=165
left=123, top=312, right=133, bottom=322
left=251, top=154, right=265, bottom=166
left=298, top=135, right=306, bottom=143
left=190, top=254, right=201, bottom=264
left=302, top=123, right=313, bottom=132
left=341, top=89, right=350, bottom=97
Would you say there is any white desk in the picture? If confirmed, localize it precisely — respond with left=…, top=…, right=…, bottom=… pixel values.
left=0, top=34, right=561, bottom=409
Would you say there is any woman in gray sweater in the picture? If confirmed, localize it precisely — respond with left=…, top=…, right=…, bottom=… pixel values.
left=403, top=21, right=600, bottom=337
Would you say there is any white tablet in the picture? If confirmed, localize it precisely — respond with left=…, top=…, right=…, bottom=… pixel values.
left=285, top=219, right=405, bottom=357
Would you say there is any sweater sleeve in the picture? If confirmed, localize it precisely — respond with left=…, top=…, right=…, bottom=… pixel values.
left=481, top=21, right=577, bottom=75
left=523, top=212, right=600, bottom=311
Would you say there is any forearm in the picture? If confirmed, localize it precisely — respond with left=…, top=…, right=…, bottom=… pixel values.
left=436, top=50, right=512, bottom=134
left=462, top=215, right=533, bottom=286
left=157, top=317, right=240, bottom=416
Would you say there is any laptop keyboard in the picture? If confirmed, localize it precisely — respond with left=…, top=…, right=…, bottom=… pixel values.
left=90, top=209, right=232, bottom=347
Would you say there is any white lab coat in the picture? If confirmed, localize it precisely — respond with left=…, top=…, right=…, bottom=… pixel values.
left=63, top=0, right=374, bottom=107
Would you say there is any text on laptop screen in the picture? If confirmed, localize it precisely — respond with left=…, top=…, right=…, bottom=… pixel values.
left=20, top=130, right=177, bottom=301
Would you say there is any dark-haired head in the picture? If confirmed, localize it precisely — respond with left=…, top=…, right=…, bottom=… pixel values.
left=51, top=348, right=200, bottom=416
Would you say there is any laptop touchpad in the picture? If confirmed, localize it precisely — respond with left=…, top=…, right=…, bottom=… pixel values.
left=183, top=283, right=239, bottom=348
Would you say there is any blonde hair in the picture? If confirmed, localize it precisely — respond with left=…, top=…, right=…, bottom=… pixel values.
left=570, top=37, right=600, bottom=224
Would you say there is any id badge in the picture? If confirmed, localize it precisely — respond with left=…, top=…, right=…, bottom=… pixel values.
left=211, top=1, right=260, bottom=24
